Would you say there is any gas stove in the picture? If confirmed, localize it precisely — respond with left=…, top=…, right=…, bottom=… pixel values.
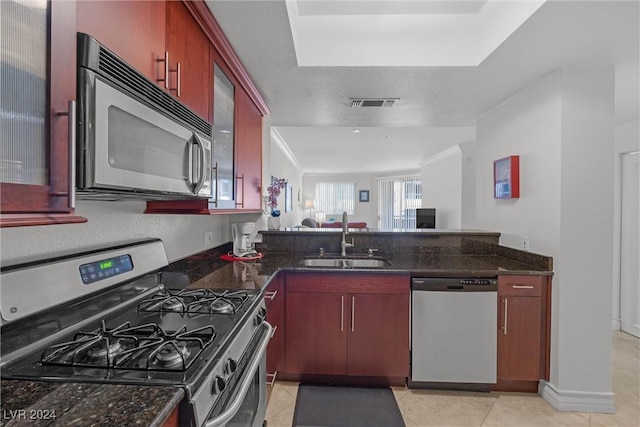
left=0, top=239, right=271, bottom=427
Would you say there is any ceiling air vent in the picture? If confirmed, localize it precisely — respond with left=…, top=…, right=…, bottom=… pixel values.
left=350, top=98, right=398, bottom=108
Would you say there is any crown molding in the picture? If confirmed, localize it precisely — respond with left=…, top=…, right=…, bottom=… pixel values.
left=419, top=145, right=462, bottom=167
left=271, top=128, right=301, bottom=170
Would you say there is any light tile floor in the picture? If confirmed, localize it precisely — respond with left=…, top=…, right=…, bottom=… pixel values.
left=265, top=331, right=639, bottom=427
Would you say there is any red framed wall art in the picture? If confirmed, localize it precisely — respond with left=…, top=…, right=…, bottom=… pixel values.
left=494, top=155, right=520, bottom=199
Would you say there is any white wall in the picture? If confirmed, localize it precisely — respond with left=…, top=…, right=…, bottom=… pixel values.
left=421, top=146, right=463, bottom=229
left=473, top=67, right=617, bottom=412
left=475, top=70, right=562, bottom=254
left=612, top=119, right=640, bottom=328
left=270, top=129, right=304, bottom=228
left=460, top=141, right=477, bottom=227
left=553, top=67, right=615, bottom=409
left=0, top=200, right=266, bottom=264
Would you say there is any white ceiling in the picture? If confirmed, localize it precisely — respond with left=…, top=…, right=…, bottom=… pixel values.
left=286, top=0, right=546, bottom=66
left=206, top=0, right=639, bottom=174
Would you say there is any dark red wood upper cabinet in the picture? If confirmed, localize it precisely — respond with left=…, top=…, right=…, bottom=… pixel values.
left=76, top=1, right=166, bottom=83
left=235, top=88, right=263, bottom=211
left=1, top=1, right=86, bottom=227
left=166, top=0, right=211, bottom=121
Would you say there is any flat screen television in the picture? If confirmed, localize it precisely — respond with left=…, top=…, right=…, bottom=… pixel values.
left=416, top=208, right=436, bottom=229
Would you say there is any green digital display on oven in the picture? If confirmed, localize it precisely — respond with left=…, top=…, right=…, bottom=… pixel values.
left=79, top=255, right=133, bottom=285
left=99, top=260, right=113, bottom=270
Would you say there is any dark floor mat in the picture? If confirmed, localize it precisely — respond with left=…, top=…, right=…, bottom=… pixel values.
left=292, top=384, right=406, bottom=427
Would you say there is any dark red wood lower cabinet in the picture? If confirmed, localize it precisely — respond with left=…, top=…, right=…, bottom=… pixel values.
left=495, top=275, right=551, bottom=392
left=284, top=272, right=410, bottom=379
left=285, top=292, right=348, bottom=375
left=348, top=293, right=409, bottom=377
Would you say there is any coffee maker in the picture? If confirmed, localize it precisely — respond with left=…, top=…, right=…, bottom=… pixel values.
left=231, top=222, right=259, bottom=257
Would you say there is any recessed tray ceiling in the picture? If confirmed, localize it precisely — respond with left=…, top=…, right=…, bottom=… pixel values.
left=286, top=0, right=546, bottom=66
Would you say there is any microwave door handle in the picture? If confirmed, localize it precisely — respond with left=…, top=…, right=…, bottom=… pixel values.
left=185, top=138, right=195, bottom=190
left=191, top=133, right=206, bottom=195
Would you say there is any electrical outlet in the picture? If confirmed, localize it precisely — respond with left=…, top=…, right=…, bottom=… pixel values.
left=204, top=230, right=214, bottom=247
left=522, top=236, right=530, bottom=251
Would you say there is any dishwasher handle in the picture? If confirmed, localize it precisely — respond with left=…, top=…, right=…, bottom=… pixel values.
left=412, top=277, right=498, bottom=292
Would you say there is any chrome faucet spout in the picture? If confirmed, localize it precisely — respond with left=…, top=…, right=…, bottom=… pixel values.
left=340, top=211, right=354, bottom=256
left=342, top=212, right=348, bottom=234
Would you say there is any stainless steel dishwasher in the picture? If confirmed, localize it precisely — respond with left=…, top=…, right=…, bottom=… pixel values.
left=410, top=277, right=498, bottom=390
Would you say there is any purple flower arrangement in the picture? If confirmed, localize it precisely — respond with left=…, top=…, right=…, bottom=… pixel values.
left=267, top=178, right=287, bottom=217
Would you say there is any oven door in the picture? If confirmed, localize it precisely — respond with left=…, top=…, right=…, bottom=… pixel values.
left=78, top=69, right=212, bottom=198
left=205, top=322, right=272, bottom=427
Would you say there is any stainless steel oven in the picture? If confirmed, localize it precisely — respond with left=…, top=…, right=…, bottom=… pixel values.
left=76, top=33, right=212, bottom=200
left=204, top=323, right=269, bottom=427
left=0, top=239, right=271, bottom=427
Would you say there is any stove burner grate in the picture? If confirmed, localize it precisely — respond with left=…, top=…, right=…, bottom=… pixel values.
left=138, top=289, right=249, bottom=315
left=40, top=321, right=216, bottom=372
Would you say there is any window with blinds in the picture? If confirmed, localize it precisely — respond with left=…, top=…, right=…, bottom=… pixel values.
left=315, top=182, right=356, bottom=216
left=377, top=176, right=422, bottom=230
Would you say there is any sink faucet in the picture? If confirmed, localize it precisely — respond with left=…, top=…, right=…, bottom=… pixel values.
left=341, top=211, right=354, bottom=256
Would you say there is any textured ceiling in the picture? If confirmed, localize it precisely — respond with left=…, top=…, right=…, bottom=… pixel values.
left=206, top=0, right=639, bottom=174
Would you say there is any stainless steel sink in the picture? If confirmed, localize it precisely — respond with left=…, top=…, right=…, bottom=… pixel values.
left=301, top=256, right=391, bottom=268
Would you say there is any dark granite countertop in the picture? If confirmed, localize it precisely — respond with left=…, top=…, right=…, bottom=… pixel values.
left=0, top=380, right=183, bottom=427
left=160, top=241, right=553, bottom=294
left=1, top=232, right=552, bottom=426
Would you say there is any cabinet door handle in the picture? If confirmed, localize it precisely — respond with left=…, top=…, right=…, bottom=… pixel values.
left=267, top=371, right=277, bottom=387
left=169, top=61, right=181, bottom=96
left=235, top=174, right=245, bottom=208
left=211, top=162, right=219, bottom=207
left=340, top=296, right=344, bottom=332
left=156, top=51, right=169, bottom=89
left=67, top=100, right=76, bottom=209
left=502, top=297, right=508, bottom=335
left=56, top=100, right=76, bottom=209
left=264, top=290, right=278, bottom=300
left=512, top=285, right=534, bottom=289
left=270, top=325, right=277, bottom=339
left=351, top=296, right=355, bottom=332
left=176, top=62, right=181, bottom=97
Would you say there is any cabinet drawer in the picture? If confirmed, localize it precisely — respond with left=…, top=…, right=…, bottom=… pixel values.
left=498, top=275, right=545, bottom=296
left=286, top=272, right=409, bottom=294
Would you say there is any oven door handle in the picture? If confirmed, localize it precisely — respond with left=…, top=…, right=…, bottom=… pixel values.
left=204, top=321, right=273, bottom=427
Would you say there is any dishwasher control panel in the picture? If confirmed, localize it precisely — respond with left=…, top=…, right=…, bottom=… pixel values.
left=412, top=277, right=498, bottom=292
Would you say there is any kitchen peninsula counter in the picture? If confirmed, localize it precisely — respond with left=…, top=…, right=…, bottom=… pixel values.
left=0, top=380, right=183, bottom=427
left=160, top=229, right=553, bottom=294
left=0, top=231, right=553, bottom=425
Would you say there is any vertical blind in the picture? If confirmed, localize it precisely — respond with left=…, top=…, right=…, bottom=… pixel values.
left=377, top=175, right=422, bottom=230
left=1, top=0, right=48, bottom=185
left=315, top=182, right=356, bottom=216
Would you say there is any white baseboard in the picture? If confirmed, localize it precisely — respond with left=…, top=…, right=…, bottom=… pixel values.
left=539, top=381, right=615, bottom=413
left=612, top=318, right=621, bottom=330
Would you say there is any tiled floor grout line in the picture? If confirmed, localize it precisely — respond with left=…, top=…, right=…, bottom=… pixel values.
left=480, top=394, right=501, bottom=427
left=266, top=384, right=295, bottom=420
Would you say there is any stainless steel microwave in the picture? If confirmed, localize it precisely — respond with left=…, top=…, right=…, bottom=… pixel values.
left=76, top=33, right=212, bottom=200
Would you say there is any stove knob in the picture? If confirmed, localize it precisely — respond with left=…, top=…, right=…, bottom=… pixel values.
left=226, top=358, right=238, bottom=374
left=212, top=375, right=226, bottom=395
left=253, top=307, right=267, bottom=325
